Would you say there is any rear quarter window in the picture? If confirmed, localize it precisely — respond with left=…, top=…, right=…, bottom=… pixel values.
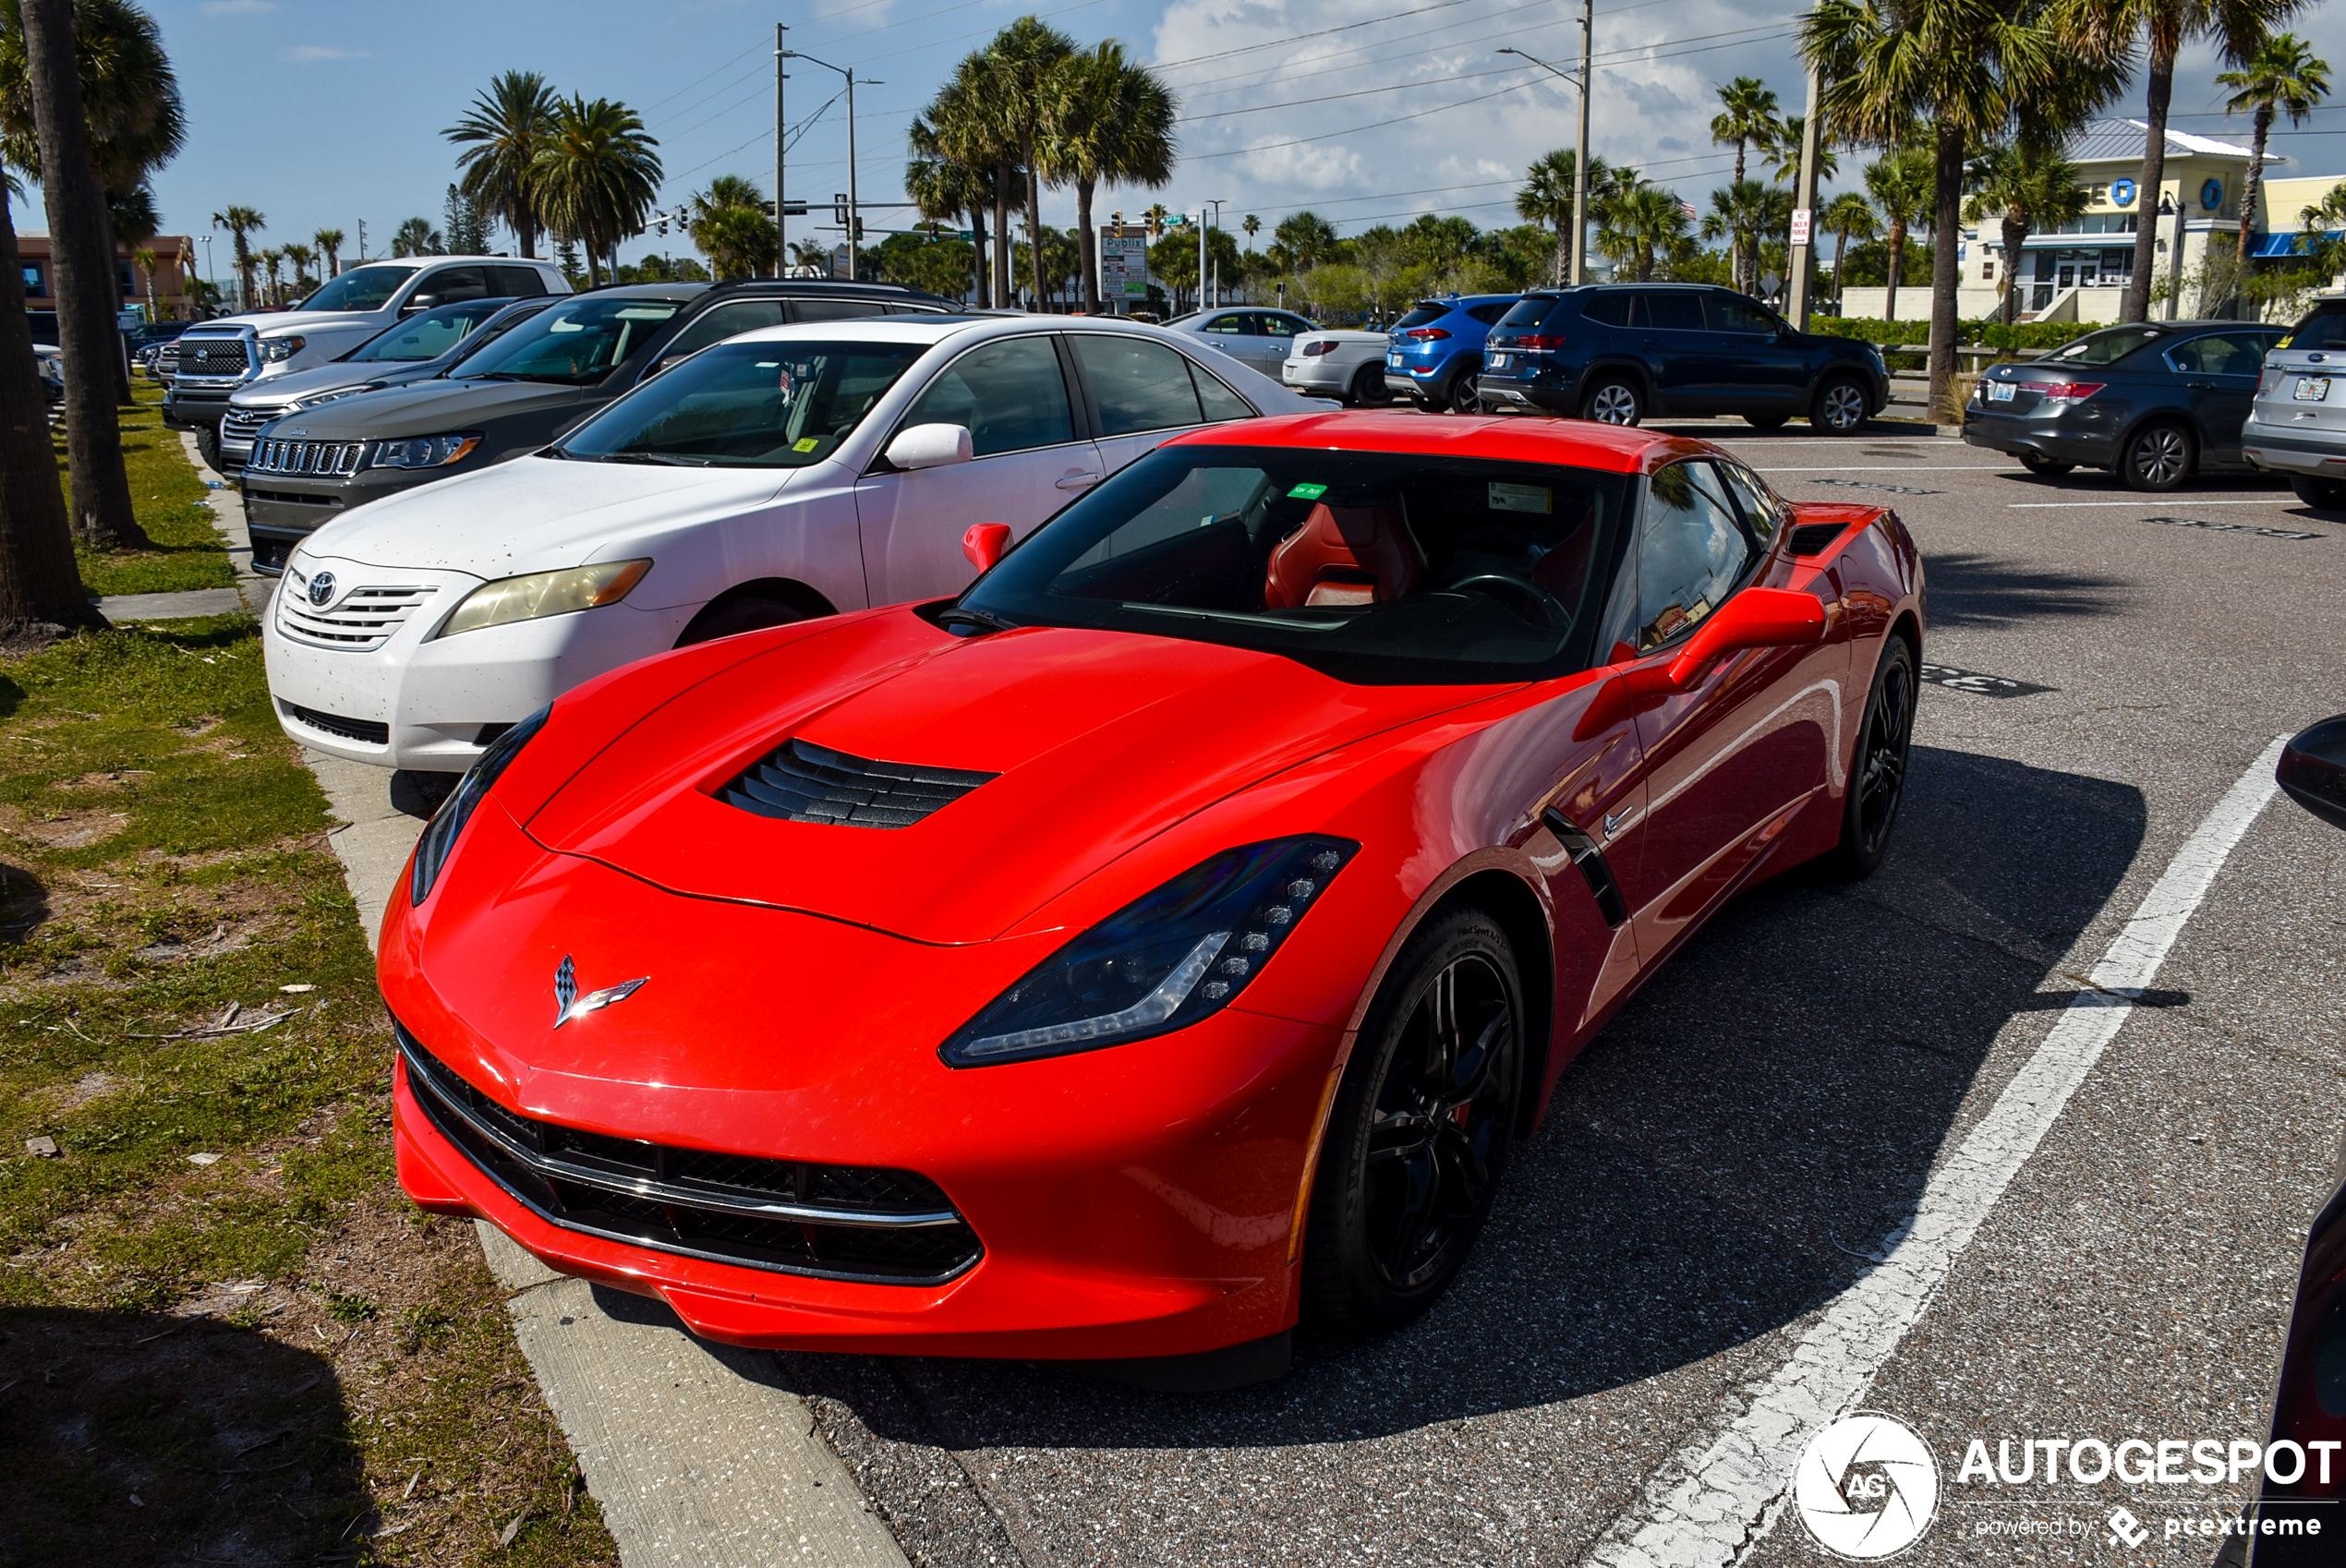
left=1578, top=293, right=1632, bottom=327
left=1498, top=297, right=1554, bottom=328
left=1466, top=302, right=1514, bottom=325
left=1394, top=305, right=1450, bottom=331
left=2284, top=305, right=2346, bottom=350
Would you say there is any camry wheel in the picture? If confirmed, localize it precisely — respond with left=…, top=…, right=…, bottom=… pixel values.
left=1825, top=636, right=1917, bottom=880
left=1348, top=363, right=1390, bottom=407
left=2018, top=452, right=2074, bottom=476
left=2291, top=475, right=2346, bottom=511
left=2121, top=421, right=2194, bottom=491
left=1304, top=906, right=1521, bottom=1333
left=1811, top=374, right=1869, bottom=435
left=676, top=594, right=803, bottom=646
left=1581, top=377, right=1643, bottom=426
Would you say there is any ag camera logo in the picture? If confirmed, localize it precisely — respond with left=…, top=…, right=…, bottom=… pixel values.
left=1795, top=1413, right=1940, bottom=1559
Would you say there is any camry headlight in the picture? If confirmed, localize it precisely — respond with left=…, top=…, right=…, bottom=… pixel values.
left=410, top=705, right=549, bottom=905
left=258, top=335, right=307, bottom=362
left=436, top=560, right=652, bottom=639
left=371, top=431, right=482, bottom=469
left=940, top=836, right=1358, bottom=1067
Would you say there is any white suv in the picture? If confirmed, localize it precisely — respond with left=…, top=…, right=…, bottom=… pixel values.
left=2242, top=296, right=2346, bottom=509
left=261, top=313, right=1311, bottom=772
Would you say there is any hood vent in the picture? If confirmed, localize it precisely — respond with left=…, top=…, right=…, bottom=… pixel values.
left=717, top=737, right=998, bottom=829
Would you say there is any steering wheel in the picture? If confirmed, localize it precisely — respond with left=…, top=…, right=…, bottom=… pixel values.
left=1446, top=573, right=1574, bottom=631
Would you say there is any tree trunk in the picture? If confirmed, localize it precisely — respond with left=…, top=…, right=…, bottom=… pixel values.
left=2238, top=104, right=2273, bottom=265
left=1832, top=229, right=1848, bottom=306
left=97, top=201, right=133, bottom=406
left=2001, top=211, right=2028, bottom=326
left=991, top=164, right=1013, bottom=308
left=1077, top=176, right=1099, bottom=312
left=1024, top=160, right=1046, bottom=312
left=20, top=0, right=148, bottom=550
left=2122, top=43, right=2177, bottom=325
left=970, top=206, right=991, bottom=308
left=0, top=189, right=102, bottom=630
left=1885, top=222, right=1905, bottom=322
left=519, top=215, right=538, bottom=259
left=1927, top=117, right=1965, bottom=410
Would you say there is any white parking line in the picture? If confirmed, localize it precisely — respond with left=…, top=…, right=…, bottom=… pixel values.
left=2009, top=499, right=2299, bottom=509
left=1757, top=465, right=2014, bottom=473
left=1588, top=735, right=2289, bottom=1568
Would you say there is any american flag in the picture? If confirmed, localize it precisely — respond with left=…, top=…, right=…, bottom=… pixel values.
left=1682, top=199, right=1699, bottom=221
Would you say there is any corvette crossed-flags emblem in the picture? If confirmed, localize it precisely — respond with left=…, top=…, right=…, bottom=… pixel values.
left=553, top=953, right=648, bottom=1029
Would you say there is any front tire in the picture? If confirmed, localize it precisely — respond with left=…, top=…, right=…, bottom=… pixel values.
left=1580, top=375, right=1644, bottom=426
left=2291, top=475, right=2346, bottom=510
left=1303, top=906, right=1522, bottom=1333
left=1810, top=374, right=1869, bottom=435
left=675, top=594, right=803, bottom=646
left=196, top=425, right=223, bottom=474
left=1823, top=637, right=1917, bottom=880
left=2121, top=420, right=2194, bottom=491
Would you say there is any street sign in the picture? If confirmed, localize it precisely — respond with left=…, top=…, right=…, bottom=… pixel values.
left=1789, top=208, right=1812, bottom=247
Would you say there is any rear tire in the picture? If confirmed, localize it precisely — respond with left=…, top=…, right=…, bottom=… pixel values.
left=1445, top=361, right=1483, bottom=414
left=1823, top=637, right=1917, bottom=880
left=1302, top=906, right=1522, bottom=1334
left=2120, top=420, right=2194, bottom=491
left=1580, top=375, right=1644, bottom=426
left=2018, top=452, right=2074, bottom=476
left=1810, top=374, right=1869, bottom=435
left=1347, top=363, right=1390, bottom=407
left=675, top=594, right=803, bottom=646
left=2291, top=475, right=2346, bottom=510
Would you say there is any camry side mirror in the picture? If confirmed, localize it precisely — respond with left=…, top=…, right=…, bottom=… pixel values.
left=886, top=422, right=974, bottom=472
left=962, top=522, right=1010, bottom=573
left=2279, top=715, right=2346, bottom=829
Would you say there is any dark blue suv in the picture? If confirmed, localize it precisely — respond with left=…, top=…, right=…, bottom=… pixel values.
left=1476, top=284, right=1888, bottom=433
left=1383, top=295, right=1519, bottom=413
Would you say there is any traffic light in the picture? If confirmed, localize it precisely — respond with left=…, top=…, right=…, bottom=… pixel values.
left=852, top=217, right=865, bottom=242
left=833, top=194, right=850, bottom=228
left=1111, top=211, right=1124, bottom=231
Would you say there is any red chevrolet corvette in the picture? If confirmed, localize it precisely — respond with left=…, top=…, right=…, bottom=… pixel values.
left=383, top=412, right=1924, bottom=1385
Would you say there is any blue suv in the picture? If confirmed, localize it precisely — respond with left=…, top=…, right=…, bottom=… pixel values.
left=1475, top=284, right=1888, bottom=433
left=1383, top=295, right=1519, bottom=413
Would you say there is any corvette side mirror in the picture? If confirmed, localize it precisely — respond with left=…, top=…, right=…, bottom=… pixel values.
left=962, top=522, right=1010, bottom=573
left=2279, top=715, right=2346, bottom=830
left=886, top=422, right=974, bottom=472
left=1663, top=586, right=1827, bottom=688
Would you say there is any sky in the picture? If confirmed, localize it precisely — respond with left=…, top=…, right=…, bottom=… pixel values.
left=16, top=0, right=2346, bottom=286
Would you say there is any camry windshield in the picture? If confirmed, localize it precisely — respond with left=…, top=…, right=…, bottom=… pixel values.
left=959, top=446, right=1634, bottom=684
left=296, top=264, right=417, bottom=313
left=455, top=296, right=683, bottom=385
left=2049, top=325, right=2170, bottom=366
left=345, top=300, right=508, bottom=363
left=554, top=339, right=923, bottom=466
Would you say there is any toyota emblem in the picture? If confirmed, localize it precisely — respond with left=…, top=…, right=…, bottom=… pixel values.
left=306, top=570, right=337, bottom=608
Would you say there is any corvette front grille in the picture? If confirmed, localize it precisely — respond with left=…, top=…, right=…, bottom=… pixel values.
left=717, top=737, right=997, bottom=828
left=396, top=1023, right=982, bottom=1285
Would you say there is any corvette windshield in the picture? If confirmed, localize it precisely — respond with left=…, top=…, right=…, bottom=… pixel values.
left=960, top=445, right=1634, bottom=684
left=554, top=340, right=923, bottom=466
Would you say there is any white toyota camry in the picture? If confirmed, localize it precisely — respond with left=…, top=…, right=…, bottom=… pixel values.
left=261, top=314, right=1311, bottom=772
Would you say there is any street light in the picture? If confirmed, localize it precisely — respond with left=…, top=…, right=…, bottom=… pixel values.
left=1501, top=18, right=1593, bottom=284
left=1206, top=198, right=1228, bottom=308
left=781, top=49, right=878, bottom=280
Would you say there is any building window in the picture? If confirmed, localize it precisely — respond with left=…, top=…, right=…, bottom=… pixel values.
left=20, top=262, right=43, bottom=297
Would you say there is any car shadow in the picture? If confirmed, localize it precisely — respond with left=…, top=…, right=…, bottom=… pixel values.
left=774, top=744, right=2146, bottom=1451
left=1919, top=549, right=2131, bottom=630
left=0, top=1306, right=369, bottom=1558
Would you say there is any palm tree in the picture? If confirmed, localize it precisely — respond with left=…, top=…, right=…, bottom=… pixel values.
left=1710, top=78, right=1780, bottom=282
left=1275, top=211, right=1337, bottom=270
left=130, top=242, right=154, bottom=316
left=446, top=70, right=558, bottom=258
left=1702, top=179, right=1794, bottom=296
left=0, top=175, right=94, bottom=624
left=391, top=217, right=440, bottom=258
left=1609, top=185, right=1690, bottom=281
left=312, top=226, right=343, bottom=280
left=2219, top=31, right=2330, bottom=264
left=257, top=247, right=282, bottom=306
left=1862, top=147, right=1932, bottom=323
left=1762, top=115, right=1838, bottom=187
left=907, top=113, right=994, bottom=306
left=1518, top=148, right=1610, bottom=284
left=1965, top=142, right=2090, bottom=323
left=212, top=204, right=263, bottom=307
left=1043, top=40, right=1176, bottom=313
left=1820, top=188, right=1878, bottom=308
left=980, top=18, right=1076, bottom=309
left=1242, top=213, right=1260, bottom=249
left=530, top=94, right=661, bottom=288
left=282, top=241, right=317, bottom=300
left=691, top=175, right=779, bottom=280
left=919, top=57, right=1022, bottom=307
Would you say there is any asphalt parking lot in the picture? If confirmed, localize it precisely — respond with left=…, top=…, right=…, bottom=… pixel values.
left=714, top=417, right=2346, bottom=1567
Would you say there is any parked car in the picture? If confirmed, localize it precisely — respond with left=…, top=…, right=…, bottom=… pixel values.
left=129, top=320, right=189, bottom=380
left=1383, top=295, right=1518, bottom=412
left=1964, top=319, right=2284, bottom=489
left=163, top=255, right=571, bottom=468
left=2239, top=298, right=2346, bottom=508
left=31, top=342, right=62, bottom=404
left=218, top=297, right=546, bottom=477
left=261, top=313, right=1312, bottom=773
left=1164, top=308, right=1318, bottom=377
left=238, top=277, right=961, bottom=573
left=377, top=412, right=1922, bottom=1387
left=1478, top=284, right=1890, bottom=434
left=1280, top=328, right=1393, bottom=405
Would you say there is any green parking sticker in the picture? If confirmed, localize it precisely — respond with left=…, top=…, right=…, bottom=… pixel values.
left=1288, top=482, right=1328, bottom=501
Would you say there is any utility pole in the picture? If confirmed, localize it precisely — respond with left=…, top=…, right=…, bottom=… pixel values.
left=775, top=23, right=787, bottom=277
left=1786, top=60, right=1822, bottom=327
left=354, top=220, right=365, bottom=263
left=1206, top=199, right=1227, bottom=307
left=1571, top=0, right=1591, bottom=284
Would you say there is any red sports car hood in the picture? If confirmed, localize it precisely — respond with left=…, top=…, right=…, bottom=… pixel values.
left=526, top=613, right=1487, bottom=945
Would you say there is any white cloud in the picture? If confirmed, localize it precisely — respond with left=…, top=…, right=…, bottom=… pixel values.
left=200, top=0, right=275, bottom=14
left=283, top=44, right=369, bottom=62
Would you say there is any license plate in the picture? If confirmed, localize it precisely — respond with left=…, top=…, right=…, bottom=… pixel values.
left=1988, top=380, right=2015, bottom=403
left=1388, top=353, right=1403, bottom=367
left=1487, top=353, right=1510, bottom=369
left=2295, top=376, right=2330, bottom=402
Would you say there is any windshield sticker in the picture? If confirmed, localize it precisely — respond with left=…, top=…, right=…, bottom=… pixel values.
left=792, top=437, right=820, bottom=452
left=1488, top=481, right=1553, bottom=514
left=1288, top=482, right=1328, bottom=501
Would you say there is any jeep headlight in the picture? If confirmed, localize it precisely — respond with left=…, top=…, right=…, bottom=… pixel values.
left=436, top=560, right=653, bottom=639
left=371, top=432, right=482, bottom=469
left=258, top=335, right=307, bottom=362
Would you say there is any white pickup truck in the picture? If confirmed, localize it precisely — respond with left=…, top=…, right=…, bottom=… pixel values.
left=162, top=255, right=568, bottom=467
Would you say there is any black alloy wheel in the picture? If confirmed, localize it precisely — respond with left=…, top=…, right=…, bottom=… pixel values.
left=2018, top=452, right=2075, bottom=476
left=675, top=594, right=803, bottom=646
left=1446, top=361, right=1484, bottom=415
left=1826, top=637, right=1917, bottom=879
left=1745, top=412, right=1790, bottom=429
left=2291, top=475, right=2346, bottom=511
left=1580, top=375, right=1643, bottom=426
left=2121, top=420, right=2194, bottom=492
left=1811, top=374, right=1869, bottom=435
left=1348, top=362, right=1390, bottom=407
left=1304, top=907, right=1522, bottom=1333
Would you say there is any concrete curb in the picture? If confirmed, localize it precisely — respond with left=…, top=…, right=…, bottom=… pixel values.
left=178, top=431, right=910, bottom=1568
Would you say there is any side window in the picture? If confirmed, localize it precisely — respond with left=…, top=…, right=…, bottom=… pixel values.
left=792, top=296, right=888, bottom=322
left=1711, top=296, right=1779, bottom=335
left=1070, top=334, right=1206, bottom=436
left=1466, top=301, right=1513, bottom=326
left=1580, top=292, right=1632, bottom=327
left=1641, top=293, right=1706, bottom=332
left=1716, top=464, right=1784, bottom=543
left=1188, top=358, right=1254, bottom=421
left=660, top=300, right=789, bottom=366
left=1260, top=313, right=1300, bottom=339
left=422, top=266, right=489, bottom=303
left=1202, top=313, right=1249, bottom=335
left=493, top=266, right=549, bottom=297
left=2169, top=332, right=2267, bottom=377
left=901, top=335, right=1075, bottom=458
left=2285, top=306, right=2346, bottom=350
left=1637, top=461, right=1753, bottom=650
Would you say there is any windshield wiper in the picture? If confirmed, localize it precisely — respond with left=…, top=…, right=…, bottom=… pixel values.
left=937, top=606, right=1018, bottom=635
left=596, top=451, right=707, bottom=466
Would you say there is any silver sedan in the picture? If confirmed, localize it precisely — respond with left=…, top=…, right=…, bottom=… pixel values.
left=1280, top=329, right=1392, bottom=405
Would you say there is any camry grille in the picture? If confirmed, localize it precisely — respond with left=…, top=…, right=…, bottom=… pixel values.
left=274, top=579, right=437, bottom=652
left=717, top=737, right=997, bottom=828
left=396, top=1024, right=983, bottom=1285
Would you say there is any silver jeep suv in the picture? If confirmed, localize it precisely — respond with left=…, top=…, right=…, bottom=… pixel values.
left=2241, top=296, right=2346, bottom=508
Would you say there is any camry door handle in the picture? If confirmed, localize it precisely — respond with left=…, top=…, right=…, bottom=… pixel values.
left=1056, top=470, right=1101, bottom=490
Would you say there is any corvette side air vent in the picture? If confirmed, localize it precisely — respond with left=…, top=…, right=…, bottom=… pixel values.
left=1788, top=521, right=1852, bottom=557
left=717, top=738, right=998, bottom=828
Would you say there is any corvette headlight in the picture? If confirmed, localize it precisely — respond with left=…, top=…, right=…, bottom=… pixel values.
left=940, top=836, right=1358, bottom=1067
left=372, top=431, right=482, bottom=469
left=258, top=335, right=307, bottom=362
left=410, top=705, right=550, bottom=905
left=436, top=560, right=652, bottom=639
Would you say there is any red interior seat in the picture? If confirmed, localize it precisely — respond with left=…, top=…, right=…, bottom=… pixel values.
left=1264, top=502, right=1426, bottom=609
